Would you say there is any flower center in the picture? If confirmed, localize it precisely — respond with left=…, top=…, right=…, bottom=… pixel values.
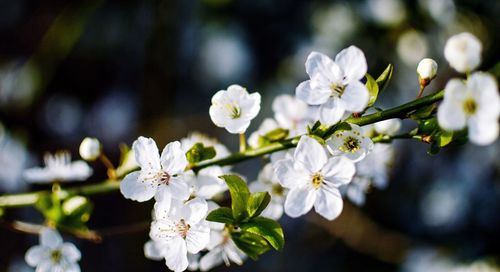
left=176, top=219, right=190, bottom=239
left=225, top=104, right=241, bottom=119
left=341, top=136, right=360, bottom=153
left=463, top=98, right=477, bottom=115
left=271, top=184, right=284, bottom=196
left=158, top=171, right=171, bottom=185
left=50, top=250, right=62, bottom=263
left=311, top=172, right=324, bottom=189
left=330, top=83, right=345, bottom=97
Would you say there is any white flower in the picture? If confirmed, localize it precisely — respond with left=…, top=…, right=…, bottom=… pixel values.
left=148, top=198, right=210, bottom=272
left=248, top=118, right=279, bottom=148
left=199, top=203, right=246, bottom=271
left=373, top=118, right=402, bottom=136
left=417, top=58, right=438, bottom=82
left=180, top=132, right=230, bottom=160
left=23, top=151, right=92, bottom=183
left=296, top=46, right=369, bottom=125
left=444, top=32, right=482, bottom=73
left=249, top=163, right=287, bottom=220
left=437, top=72, right=500, bottom=145
left=185, top=166, right=227, bottom=200
left=272, top=94, right=315, bottom=136
left=120, top=136, right=190, bottom=203
left=209, top=84, right=261, bottom=134
left=274, top=136, right=356, bottom=220
left=326, top=124, right=374, bottom=162
left=79, top=137, right=101, bottom=161
left=25, top=227, right=81, bottom=272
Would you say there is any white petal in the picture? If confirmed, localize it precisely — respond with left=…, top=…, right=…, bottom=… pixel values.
left=36, top=259, right=54, bottom=272
left=67, top=161, right=93, bottom=181
left=23, top=167, right=56, bottom=184
left=273, top=159, right=309, bottom=188
left=153, top=197, right=172, bottom=220
left=284, top=187, right=316, bottom=218
left=261, top=202, right=284, bottom=220
left=437, top=100, right=466, bottom=130
left=160, top=141, right=188, bottom=175
left=61, top=243, right=81, bottom=262
left=164, top=237, right=189, bottom=272
left=468, top=72, right=500, bottom=117
left=132, top=136, right=161, bottom=170
left=344, top=149, right=367, bottom=162
left=144, top=240, right=166, bottom=260
left=225, top=119, right=252, bottom=134
left=335, top=45, right=367, bottom=82
left=199, top=247, right=223, bottom=271
left=319, top=97, right=346, bottom=125
left=225, top=241, right=245, bottom=265
left=340, top=81, right=369, bottom=113
left=468, top=118, right=499, bottom=146
left=314, top=187, right=343, bottom=220
left=120, top=171, right=157, bottom=202
left=25, top=245, right=47, bottom=267
left=240, top=92, right=261, bottom=120
left=294, top=136, right=327, bottom=173
left=185, top=197, right=209, bottom=224
left=186, top=223, right=210, bottom=254
left=306, top=51, right=343, bottom=87
left=321, top=156, right=356, bottom=186
left=296, top=80, right=331, bottom=105
left=167, top=176, right=191, bottom=201
left=40, top=227, right=63, bottom=249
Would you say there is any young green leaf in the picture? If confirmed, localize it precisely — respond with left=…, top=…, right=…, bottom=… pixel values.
left=186, top=143, right=216, bottom=164
left=231, top=231, right=270, bottom=260
left=365, top=73, right=380, bottom=107
left=376, top=63, right=394, bottom=93
left=437, top=131, right=454, bottom=147
left=206, top=207, right=234, bottom=224
left=240, top=216, right=285, bottom=251
left=247, top=192, right=271, bottom=219
left=263, top=128, right=289, bottom=142
left=219, top=175, right=250, bottom=222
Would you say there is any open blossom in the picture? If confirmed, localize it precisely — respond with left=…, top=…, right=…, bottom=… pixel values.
left=444, top=32, right=482, bottom=73
left=185, top=166, right=227, bottom=200
left=437, top=72, right=500, bottom=145
left=25, top=227, right=81, bottom=272
left=249, top=163, right=287, bottom=220
left=274, top=136, right=356, bottom=220
left=326, top=124, right=374, bottom=162
left=296, top=46, right=369, bottom=125
left=120, top=136, right=190, bottom=203
left=147, top=198, right=210, bottom=272
left=209, top=84, right=261, bottom=134
left=23, top=151, right=92, bottom=183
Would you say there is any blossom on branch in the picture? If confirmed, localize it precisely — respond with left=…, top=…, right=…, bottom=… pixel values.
left=23, top=151, right=92, bottom=184
left=326, top=124, right=374, bottom=162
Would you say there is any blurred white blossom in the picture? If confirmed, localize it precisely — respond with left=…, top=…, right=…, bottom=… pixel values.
left=444, top=32, right=482, bottom=73
left=23, top=151, right=92, bottom=184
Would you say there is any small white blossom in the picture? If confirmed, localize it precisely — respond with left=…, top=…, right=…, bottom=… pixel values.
left=417, top=58, right=438, bottom=83
left=120, top=137, right=190, bottom=203
left=326, top=124, right=374, bottom=162
left=185, top=166, right=227, bottom=200
left=444, top=32, right=482, bottom=73
left=274, top=136, right=356, bottom=220
left=199, top=203, right=245, bottom=271
left=272, top=94, right=315, bottom=136
left=296, top=46, right=369, bottom=125
left=249, top=163, right=287, bottom=220
left=374, top=118, right=402, bottom=136
left=248, top=118, right=279, bottom=148
left=209, top=84, right=261, bottom=134
left=79, top=137, right=101, bottom=161
left=437, top=72, right=500, bottom=145
left=23, top=151, right=92, bottom=183
left=147, top=198, right=210, bottom=272
left=25, top=228, right=81, bottom=272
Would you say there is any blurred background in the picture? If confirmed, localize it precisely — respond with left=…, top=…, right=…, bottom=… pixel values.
left=1, top=0, right=499, bottom=271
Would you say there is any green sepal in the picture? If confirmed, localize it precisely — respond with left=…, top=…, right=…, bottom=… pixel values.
left=376, top=63, right=394, bottom=94
left=365, top=73, right=380, bottom=107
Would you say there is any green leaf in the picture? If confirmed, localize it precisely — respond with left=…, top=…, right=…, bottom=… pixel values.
left=365, top=73, right=380, bottom=107
left=206, top=207, right=234, bottom=224
left=186, top=143, right=216, bottom=164
left=263, top=128, right=289, bottom=142
left=240, top=217, right=285, bottom=251
left=247, top=192, right=271, bottom=219
left=231, top=231, right=270, bottom=260
left=438, top=131, right=454, bottom=147
left=219, top=175, right=250, bottom=222
left=376, top=63, right=394, bottom=93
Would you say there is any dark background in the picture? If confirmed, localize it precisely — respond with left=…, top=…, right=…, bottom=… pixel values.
left=0, top=0, right=499, bottom=271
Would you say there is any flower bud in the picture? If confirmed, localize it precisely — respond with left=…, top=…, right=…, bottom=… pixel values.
left=417, top=58, right=438, bottom=86
left=444, top=32, right=482, bottom=73
left=79, top=137, right=101, bottom=161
